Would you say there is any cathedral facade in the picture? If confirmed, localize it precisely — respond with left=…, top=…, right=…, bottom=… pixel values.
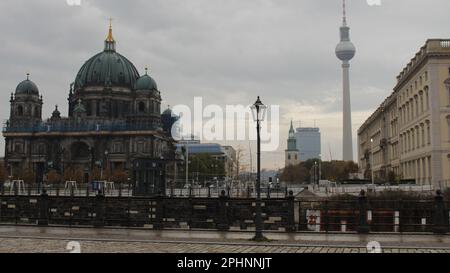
left=2, top=24, right=178, bottom=191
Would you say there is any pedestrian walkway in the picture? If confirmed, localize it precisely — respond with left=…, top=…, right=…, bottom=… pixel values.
left=0, top=225, right=449, bottom=253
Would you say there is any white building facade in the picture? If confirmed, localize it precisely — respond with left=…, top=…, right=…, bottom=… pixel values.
left=358, top=39, right=450, bottom=188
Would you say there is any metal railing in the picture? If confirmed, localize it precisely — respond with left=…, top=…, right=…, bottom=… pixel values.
left=0, top=182, right=291, bottom=199
left=0, top=183, right=135, bottom=197
left=1, top=185, right=449, bottom=235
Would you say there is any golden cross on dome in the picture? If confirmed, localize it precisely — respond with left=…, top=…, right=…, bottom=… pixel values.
left=106, top=17, right=114, bottom=42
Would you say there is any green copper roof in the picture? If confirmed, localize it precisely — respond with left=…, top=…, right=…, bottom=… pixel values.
left=162, top=108, right=172, bottom=115
left=16, top=79, right=39, bottom=95
left=135, top=74, right=158, bottom=91
left=74, top=50, right=140, bottom=90
left=287, top=120, right=297, bottom=151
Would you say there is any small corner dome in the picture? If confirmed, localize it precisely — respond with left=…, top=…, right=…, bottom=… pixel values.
left=135, top=74, right=158, bottom=91
left=162, top=107, right=173, bottom=116
left=16, top=78, right=39, bottom=95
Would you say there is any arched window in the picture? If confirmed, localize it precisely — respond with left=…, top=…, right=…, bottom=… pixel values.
left=17, top=105, right=23, bottom=116
left=424, top=87, right=429, bottom=110
left=419, top=91, right=424, bottom=113
left=414, top=95, right=419, bottom=117
left=138, top=101, right=146, bottom=113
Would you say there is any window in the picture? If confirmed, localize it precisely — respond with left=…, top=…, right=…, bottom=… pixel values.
left=113, top=142, right=123, bottom=153
left=421, top=124, right=425, bottom=147
left=14, top=142, right=23, bottom=153
left=447, top=117, right=450, bottom=141
left=17, top=105, right=23, bottom=116
left=415, top=96, right=419, bottom=117
left=138, top=101, right=146, bottom=113
left=38, top=143, right=46, bottom=154
left=137, top=141, right=144, bottom=153
left=416, top=126, right=420, bottom=149
left=419, top=92, right=424, bottom=113
left=288, top=154, right=291, bottom=160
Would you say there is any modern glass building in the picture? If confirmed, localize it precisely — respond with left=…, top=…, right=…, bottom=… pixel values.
left=295, top=128, right=321, bottom=161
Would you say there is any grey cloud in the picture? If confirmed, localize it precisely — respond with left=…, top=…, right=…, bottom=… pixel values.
left=1, top=0, right=449, bottom=168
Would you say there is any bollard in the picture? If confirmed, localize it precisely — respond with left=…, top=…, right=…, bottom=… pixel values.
left=216, top=190, right=230, bottom=231
left=37, top=189, right=49, bottom=226
left=286, top=191, right=296, bottom=232
left=357, top=190, right=370, bottom=234
left=432, top=190, right=448, bottom=234
left=93, top=190, right=105, bottom=228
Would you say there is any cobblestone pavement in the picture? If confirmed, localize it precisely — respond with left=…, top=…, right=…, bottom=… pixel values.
left=1, top=237, right=450, bottom=253
left=1, top=226, right=450, bottom=253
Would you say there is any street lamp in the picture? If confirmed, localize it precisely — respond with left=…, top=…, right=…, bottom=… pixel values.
left=250, top=96, right=267, bottom=241
left=314, top=161, right=318, bottom=187
left=370, top=138, right=375, bottom=186
left=104, top=150, right=109, bottom=180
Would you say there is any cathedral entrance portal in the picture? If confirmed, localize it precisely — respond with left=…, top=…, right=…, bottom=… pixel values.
left=71, top=142, right=91, bottom=161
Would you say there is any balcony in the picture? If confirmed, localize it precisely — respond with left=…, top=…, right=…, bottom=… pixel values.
left=3, top=122, right=161, bottom=134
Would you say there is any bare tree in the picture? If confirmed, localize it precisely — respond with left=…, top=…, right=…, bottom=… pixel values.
left=234, top=145, right=251, bottom=180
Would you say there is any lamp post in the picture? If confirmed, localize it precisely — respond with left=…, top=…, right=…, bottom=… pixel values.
left=318, top=154, right=322, bottom=185
left=184, top=145, right=189, bottom=188
left=251, top=96, right=267, bottom=241
left=104, top=150, right=109, bottom=180
left=314, top=161, right=318, bottom=187
left=370, top=138, right=375, bottom=186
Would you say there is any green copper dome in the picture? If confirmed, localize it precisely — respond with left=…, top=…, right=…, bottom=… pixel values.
left=74, top=26, right=140, bottom=90
left=135, top=73, right=158, bottom=91
left=16, top=78, right=39, bottom=95
left=74, top=51, right=140, bottom=90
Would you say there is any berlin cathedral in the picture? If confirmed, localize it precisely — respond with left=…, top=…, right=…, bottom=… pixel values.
left=2, top=23, right=178, bottom=195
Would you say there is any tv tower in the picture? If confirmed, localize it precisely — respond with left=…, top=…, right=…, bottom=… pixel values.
left=335, top=0, right=356, bottom=161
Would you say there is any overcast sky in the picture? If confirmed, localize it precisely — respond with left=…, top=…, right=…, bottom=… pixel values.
left=1, top=0, right=450, bottom=170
